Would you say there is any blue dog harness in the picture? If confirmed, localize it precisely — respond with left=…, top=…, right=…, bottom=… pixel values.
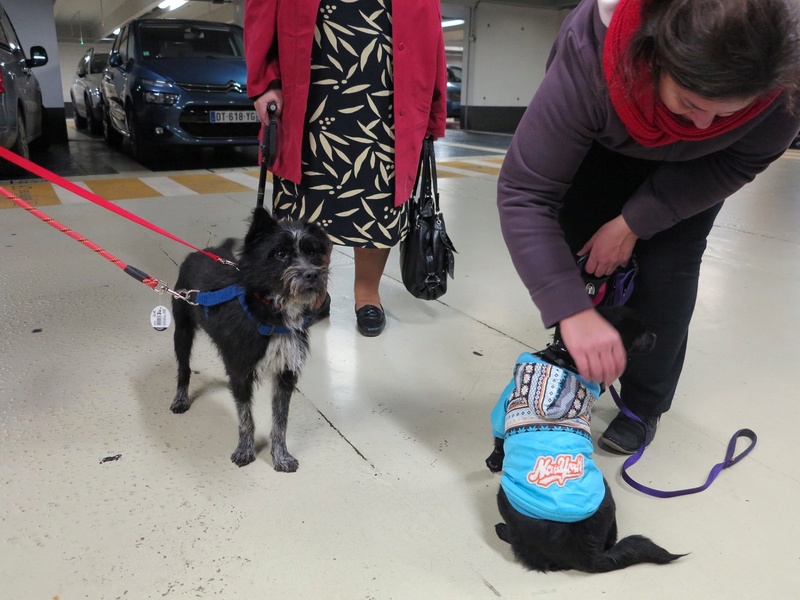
left=189, top=285, right=291, bottom=336
left=491, top=353, right=605, bottom=522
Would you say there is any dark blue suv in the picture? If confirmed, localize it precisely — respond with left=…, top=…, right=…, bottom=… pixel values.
left=101, top=19, right=259, bottom=163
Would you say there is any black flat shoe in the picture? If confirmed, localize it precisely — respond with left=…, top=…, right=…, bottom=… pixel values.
left=598, top=411, right=660, bottom=454
left=304, top=293, right=331, bottom=327
left=355, top=304, right=385, bottom=337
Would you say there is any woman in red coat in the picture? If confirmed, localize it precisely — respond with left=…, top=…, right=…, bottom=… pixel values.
left=245, top=0, right=448, bottom=336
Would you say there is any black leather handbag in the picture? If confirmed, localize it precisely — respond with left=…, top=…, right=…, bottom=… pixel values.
left=399, top=138, right=456, bottom=300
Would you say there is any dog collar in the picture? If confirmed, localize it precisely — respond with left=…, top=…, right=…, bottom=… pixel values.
left=189, top=285, right=291, bottom=336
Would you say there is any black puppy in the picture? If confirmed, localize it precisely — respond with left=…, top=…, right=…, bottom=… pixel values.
left=486, top=306, right=684, bottom=572
left=169, top=207, right=331, bottom=471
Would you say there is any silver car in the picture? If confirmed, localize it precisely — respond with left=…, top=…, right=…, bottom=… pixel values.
left=0, top=1, right=47, bottom=169
left=70, top=47, right=109, bottom=135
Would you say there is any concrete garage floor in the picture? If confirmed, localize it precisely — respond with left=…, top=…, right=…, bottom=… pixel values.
left=1, top=124, right=800, bottom=598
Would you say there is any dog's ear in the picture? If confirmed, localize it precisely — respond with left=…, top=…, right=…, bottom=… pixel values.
left=244, top=207, right=278, bottom=250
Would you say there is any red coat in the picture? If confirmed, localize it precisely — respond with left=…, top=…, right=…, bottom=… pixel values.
left=244, top=0, right=447, bottom=206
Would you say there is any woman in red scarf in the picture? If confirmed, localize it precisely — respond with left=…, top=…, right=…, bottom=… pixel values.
left=497, top=0, right=800, bottom=452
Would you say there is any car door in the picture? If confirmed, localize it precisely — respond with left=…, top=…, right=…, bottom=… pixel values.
left=0, top=6, right=40, bottom=139
left=102, top=25, right=131, bottom=133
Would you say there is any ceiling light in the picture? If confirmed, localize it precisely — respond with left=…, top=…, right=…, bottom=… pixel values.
left=158, top=0, right=188, bottom=10
left=441, top=19, right=465, bottom=28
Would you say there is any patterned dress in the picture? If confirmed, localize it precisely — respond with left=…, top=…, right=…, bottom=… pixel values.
left=272, top=0, right=406, bottom=249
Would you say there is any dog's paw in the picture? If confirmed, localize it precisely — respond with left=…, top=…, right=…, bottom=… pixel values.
left=485, top=451, right=503, bottom=473
left=272, top=454, right=299, bottom=473
left=170, top=390, right=191, bottom=414
left=230, top=447, right=257, bottom=467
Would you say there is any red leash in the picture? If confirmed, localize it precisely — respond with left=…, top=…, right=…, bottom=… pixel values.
left=0, top=186, right=195, bottom=301
left=0, top=145, right=235, bottom=267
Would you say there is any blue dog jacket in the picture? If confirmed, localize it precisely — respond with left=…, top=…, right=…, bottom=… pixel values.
left=491, top=352, right=605, bottom=522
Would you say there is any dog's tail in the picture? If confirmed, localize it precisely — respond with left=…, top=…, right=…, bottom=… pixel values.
left=588, top=535, right=685, bottom=573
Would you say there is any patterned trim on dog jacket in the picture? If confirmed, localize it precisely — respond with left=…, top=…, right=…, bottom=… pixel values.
left=491, top=352, right=605, bottom=522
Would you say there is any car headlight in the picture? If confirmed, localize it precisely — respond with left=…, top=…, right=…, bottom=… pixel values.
left=140, top=78, right=180, bottom=105
left=144, top=91, right=180, bottom=105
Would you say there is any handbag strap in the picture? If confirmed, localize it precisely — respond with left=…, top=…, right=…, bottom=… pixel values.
left=411, top=138, right=439, bottom=212
left=427, top=139, right=440, bottom=211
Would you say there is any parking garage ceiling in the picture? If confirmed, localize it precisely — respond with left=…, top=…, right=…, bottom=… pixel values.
left=53, top=0, right=237, bottom=43
left=53, top=0, right=577, bottom=44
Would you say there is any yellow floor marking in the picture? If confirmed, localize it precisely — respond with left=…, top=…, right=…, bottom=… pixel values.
left=84, top=178, right=161, bottom=201
left=1, top=160, right=491, bottom=208
left=243, top=168, right=272, bottom=182
left=434, top=168, right=465, bottom=178
left=0, top=182, right=61, bottom=209
left=171, top=173, right=252, bottom=194
left=483, top=156, right=505, bottom=164
left=441, top=160, right=501, bottom=175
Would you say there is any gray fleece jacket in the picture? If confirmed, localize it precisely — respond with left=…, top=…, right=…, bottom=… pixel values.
left=497, top=0, right=800, bottom=328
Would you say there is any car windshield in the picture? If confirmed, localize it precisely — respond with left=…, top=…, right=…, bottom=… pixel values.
left=448, top=66, right=462, bottom=83
left=139, top=24, right=244, bottom=59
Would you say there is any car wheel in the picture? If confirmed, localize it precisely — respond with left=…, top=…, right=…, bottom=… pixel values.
left=126, top=108, right=150, bottom=164
left=86, top=96, right=102, bottom=135
left=103, top=103, right=123, bottom=147
left=72, top=94, right=88, bottom=129
left=1, top=113, right=30, bottom=178
left=11, top=113, right=30, bottom=161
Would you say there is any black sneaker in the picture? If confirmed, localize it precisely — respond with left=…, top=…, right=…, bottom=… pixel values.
left=599, top=411, right=660, bottom=454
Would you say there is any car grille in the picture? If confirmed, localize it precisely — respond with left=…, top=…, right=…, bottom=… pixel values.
left=176, top=81, right=247, bottom=94
left=179, top=106, right=260, bottom=139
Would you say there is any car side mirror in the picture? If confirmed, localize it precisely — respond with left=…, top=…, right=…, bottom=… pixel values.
left=108, top=52, right=122, bottom=68
left=28, top=46, right=48, bottom=68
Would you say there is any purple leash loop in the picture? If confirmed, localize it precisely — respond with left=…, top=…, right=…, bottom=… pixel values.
left=609, top=385, right=757, bottom=498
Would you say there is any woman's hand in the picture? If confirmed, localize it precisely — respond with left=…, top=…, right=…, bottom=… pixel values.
left=559, top=308, right=626, bottom=386
left=254, top=89, right=283, bottom=126
left=578, top=214, right=638, bottom=276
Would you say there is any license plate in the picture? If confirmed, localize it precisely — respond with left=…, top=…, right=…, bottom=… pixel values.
left=209, top=110, right=258, bottom=123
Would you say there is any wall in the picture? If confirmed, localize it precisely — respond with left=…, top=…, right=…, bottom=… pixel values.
left=4, top=0, right=68, bottom=143
left=463, top=2, right=568, bottom=133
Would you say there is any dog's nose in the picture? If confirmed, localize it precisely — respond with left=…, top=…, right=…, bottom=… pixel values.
left=303, top=270, right=320, bottom=282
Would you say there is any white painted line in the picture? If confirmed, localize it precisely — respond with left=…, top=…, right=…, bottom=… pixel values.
left=140, top=176, right=198, bottom=197
left=217, top=170, right=265, bottom=191
left=54, top=181, right=93, bottom=205
left=435, top=140, right=508, bottom=154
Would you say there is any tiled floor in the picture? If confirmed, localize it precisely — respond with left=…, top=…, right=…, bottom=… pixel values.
left=2, top=124, right=799, bottom=599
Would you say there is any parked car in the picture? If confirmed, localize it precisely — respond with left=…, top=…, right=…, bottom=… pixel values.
left=0, top=1, right=48, bottom=170
left=447, top=65, right=462, bottom=119
left=70, top=47, right=109, bottom=135
left=100, top=19, right=259, bottom=163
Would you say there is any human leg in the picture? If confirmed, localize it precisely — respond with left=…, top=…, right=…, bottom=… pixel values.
left=354, top=247, right=390, bottom=336
left=599, top=202, right=723, bottom=452
left=557, top=143, right=723, bottom=451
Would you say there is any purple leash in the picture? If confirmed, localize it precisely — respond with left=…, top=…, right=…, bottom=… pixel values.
left=608, top=385, right=757, bottom=498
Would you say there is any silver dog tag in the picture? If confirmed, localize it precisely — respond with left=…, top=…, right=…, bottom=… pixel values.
left=151, top=305, right=172, bottom=331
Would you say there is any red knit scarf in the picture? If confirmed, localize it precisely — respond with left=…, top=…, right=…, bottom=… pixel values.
left=602, top=0, right=781, bottom=147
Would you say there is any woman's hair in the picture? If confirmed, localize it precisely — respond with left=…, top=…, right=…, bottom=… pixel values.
left=627, top=0, right=800, bottom=109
